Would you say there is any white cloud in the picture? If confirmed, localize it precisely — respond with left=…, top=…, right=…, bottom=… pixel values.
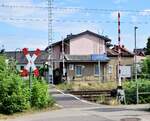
left=22, top=39, right=47, bottom=50
left=53, top=22, right=102, bottom=39
left=0, top=0, right=48, bottom=31
left=0, top=1, right=82, bottom=32
left=1, top=37, right=48, bottom=51
left=139, top=9, right=150, bottom=16
left=111, top=33, right=147, bottom=51
left=0, top=0, right=103, bottom=50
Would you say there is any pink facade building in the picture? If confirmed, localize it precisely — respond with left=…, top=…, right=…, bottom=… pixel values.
left=46, top=30, right=134, bottom=84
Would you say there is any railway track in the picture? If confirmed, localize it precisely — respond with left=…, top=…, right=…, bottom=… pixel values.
left=68, top=90, right=112, bottom=102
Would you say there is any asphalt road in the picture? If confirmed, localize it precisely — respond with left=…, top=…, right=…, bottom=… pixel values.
left=5, top=87, right=150, bottom=121
left=50, top=87, right=99, bottom=108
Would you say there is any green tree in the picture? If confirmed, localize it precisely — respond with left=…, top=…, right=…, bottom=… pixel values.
left=0, top=55, right=55, bottom=114
left=141, top=57, right=150, bottom=78
left=0, top=55, right=30, bottom=114
left=145, top=37, right=150, bottom=55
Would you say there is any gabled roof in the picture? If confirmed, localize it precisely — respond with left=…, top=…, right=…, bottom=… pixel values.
left=64, top=30, right=111, bottom=42
left=108, top=45, right=134, bottom=57
left=46, top=30, right=111, bottom=50
left=5, top=51, right=48, bottom=64
left=134, top=48, right=145, bottom=56
left=107, top=48, right=119, bottom=57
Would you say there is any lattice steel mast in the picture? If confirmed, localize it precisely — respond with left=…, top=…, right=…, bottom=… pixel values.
left=48, top=0, right=53, bottom=84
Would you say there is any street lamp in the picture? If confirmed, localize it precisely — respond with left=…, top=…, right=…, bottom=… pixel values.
left=134, top=26, right=138, bottom=104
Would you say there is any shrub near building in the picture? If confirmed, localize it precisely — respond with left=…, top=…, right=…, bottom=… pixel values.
left=123, top=80, right=150, bottom=104
left=31, top=78, right=55, bottom=109
left=0, top=55, right=55, bottom=114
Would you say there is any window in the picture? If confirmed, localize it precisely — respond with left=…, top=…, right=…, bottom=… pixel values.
left=108, top=65, right=113, bottom=74
left=75, top=65, right=82, bottom=76
left=69, top=64, right=74, bottom=70
left=20, top=66, right=24, bottom=70
left=94, top=64, right=100, bottom=75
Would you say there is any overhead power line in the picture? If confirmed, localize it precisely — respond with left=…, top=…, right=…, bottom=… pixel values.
left=0, top=4, right=48, bottom=9
left=0, top=16, right=149, bottom=24
left=0, top=4, right=150, bottom=14
left=0, top=16, right=47, bottom=22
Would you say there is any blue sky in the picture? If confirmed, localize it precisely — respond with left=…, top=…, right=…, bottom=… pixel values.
left=0, top=0, right=150, bottom=51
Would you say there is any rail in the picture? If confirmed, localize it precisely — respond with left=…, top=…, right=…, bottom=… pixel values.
left=68, top=90, right=112, bottom=102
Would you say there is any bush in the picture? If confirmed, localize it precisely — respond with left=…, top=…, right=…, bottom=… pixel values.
left=123, top=79, right=150, bottom=104
left=31, top=78, right=55, bottom=108
left=0, top=55, right=55, bottom=114
left=0, top=56, right=30, bottom=114
left=0, top=73, right=30, bottom=114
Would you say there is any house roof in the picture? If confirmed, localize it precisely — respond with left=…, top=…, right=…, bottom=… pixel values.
left=134, top=48, right=145, bottom=56
left=108, top=45, right=134, bottom=57
left=5, top=50, right=49, bottom=64
left=64, top=54, right=110, bottom=62
left=45, top=30, right=111, bottom=50
left=107, top=48, right=119, bottom=57
left=64, top=47, right=134, bottom=63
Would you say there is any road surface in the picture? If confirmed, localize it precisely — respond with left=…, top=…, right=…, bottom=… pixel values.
left=5, top=87, right=150, bottom=121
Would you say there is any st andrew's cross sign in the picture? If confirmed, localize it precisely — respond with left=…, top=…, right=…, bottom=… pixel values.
left=21, top=48, right=41, bottom=77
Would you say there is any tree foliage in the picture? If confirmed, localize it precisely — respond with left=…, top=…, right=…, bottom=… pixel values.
left=141, top=57, right=150, bottom=78
left=0, top=55, right=30, bottom=114
left=145, top=37, right=150, bottom=55
left=31, top=78, right=55, bottom=109
left=123, top=80, right=150, bottom=104
left=0, top=55, right=55, bottom=114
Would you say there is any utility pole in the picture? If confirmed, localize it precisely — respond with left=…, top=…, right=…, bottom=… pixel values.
left=62, top=37, right=66, bottom=81
left=98, top=31, right=101, bottom=82
left=48, top=0, right=53, bottom=84
left=134, top=26, right=139, bottom=104
left=98, top=60, right=101, bottom=82
left=118, top=12, right=121, bottom=87
left=98, top=41, right=101, bottom=82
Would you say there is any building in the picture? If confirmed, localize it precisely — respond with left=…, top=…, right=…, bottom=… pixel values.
left=134, top=48, right=146, bottom=63
left=46, top=30, right=134, bottom=83
left=5, top=50, right=49, bottom=71
left=134, top=48, right=145, bottom=57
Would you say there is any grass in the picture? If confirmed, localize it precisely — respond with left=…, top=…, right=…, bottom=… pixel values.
left=56, top=81, right=118, bottom=105
left=56, top=81, right=117, bottom=91
left=96, top=96, right=119, bottom=105
left=0, top=105, right=60, bottom=121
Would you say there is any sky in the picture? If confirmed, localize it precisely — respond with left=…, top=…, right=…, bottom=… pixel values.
left=0, top=0, right=150, bottom=51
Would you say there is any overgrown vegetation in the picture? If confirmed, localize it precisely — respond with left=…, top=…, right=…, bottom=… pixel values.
left=0, top=55, right=55, bottom=114
left=145, top=37, right=150, bottom=55
left=57, top=79, right=150, bottom=104
left=31, top=79, right=55, bottom=109
left=57, top=81, right=117, bottom=91
left=140, top=56, right=150, bottom=78
left=123, top=79, right=150, bottom=104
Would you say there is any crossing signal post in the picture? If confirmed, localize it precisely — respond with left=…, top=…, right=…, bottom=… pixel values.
left=21, top=48, right=41, bottom=102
